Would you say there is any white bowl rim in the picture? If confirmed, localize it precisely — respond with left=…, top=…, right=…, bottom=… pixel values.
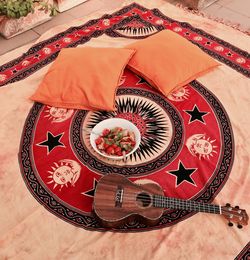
left=89, top=118, right=141, bottom=160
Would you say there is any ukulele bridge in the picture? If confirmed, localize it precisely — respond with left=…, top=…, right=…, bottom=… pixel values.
left=115, top=185, right=124, bottom=208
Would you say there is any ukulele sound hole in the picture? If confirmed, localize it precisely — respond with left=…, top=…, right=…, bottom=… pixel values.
left=136, top=192, right=151, bottom=207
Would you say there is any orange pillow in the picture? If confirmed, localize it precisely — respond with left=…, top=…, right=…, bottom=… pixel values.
left=30, top=47, right=135, bottom=111
left=125, top=30, right=219, bottom=96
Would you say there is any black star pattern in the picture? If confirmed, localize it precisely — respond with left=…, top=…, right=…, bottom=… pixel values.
left=81, top=179, right=98, bottom=197
left=168, top=161, right=197, bottom=187
left=185, top=105, right=208, bottom=124
left=37, top=131, right=65, bottom=154
left=136, top=75, right=150, bottom=86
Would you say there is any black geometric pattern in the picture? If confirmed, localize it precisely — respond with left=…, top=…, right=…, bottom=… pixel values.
left=37, top=132, right=64, bottom=153
left=81, top=179, right=98, bottom=197
left=168, top=161, right=197, bottom=186
left=136, top=75, right=150, bottom=86
left=185, top=105, right=208, bottom=124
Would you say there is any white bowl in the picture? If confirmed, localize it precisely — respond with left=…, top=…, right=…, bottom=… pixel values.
left=89, top=118, right=141, bottom=160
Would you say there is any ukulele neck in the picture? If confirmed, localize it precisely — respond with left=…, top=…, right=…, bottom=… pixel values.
left=153, top=195, right=221, bottom=214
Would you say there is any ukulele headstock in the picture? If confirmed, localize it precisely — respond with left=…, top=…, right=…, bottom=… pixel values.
left=221, top=203, right=249, bottom=228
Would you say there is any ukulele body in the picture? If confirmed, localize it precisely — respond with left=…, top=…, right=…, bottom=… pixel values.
left=93, top=174, right=164, bottom=228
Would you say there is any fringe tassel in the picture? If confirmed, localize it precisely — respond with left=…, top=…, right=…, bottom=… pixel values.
left=175, top=3, right=250, bottom=36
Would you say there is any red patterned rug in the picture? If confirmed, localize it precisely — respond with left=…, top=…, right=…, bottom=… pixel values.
left=19, top=66, right=234, bottom=231
left=4, top=2, right=249, bottom=231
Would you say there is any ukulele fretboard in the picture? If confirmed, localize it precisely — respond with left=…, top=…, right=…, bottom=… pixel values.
left=153, top=195, right=221, bottom=214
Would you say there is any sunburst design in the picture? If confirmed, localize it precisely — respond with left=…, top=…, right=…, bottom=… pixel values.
left=113, top=17, right=159, bottom=38
left=186, top=134, right=217, bottom=160
left=87, top=96, right=170, bottom=161
left=47, top=159, right=81, bottom=190
left=44, top=106, right=74, bottom=123
left=167, top=86, right=190, bottom=102
left=115, top=25, right=158, bottom=37
left=71, top=87, right=183, bottom=175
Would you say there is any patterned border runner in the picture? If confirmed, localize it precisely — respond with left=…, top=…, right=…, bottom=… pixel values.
left=0, top=3, right=249, bottom=87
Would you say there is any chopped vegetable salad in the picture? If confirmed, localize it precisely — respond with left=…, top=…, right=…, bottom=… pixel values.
left=95, top=127, right=136, bottom=156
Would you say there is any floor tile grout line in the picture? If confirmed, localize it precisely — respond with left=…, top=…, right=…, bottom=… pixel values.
left=202, top=1, right=250, bottom=21
left=222, top=6, right=250, bottom=19
left=31, top=29, right=42, bottom=37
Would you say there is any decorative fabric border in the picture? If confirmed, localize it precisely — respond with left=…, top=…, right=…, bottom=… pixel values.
left=0, top=2, right=249, bottom=87
left=235, top=242, right=250, bottom=260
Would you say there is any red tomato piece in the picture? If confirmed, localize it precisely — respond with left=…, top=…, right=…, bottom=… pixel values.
left=102, top=128, right=110, bottom=137
left=106, top=146, right=114, bottom=155
left=131, top=141, right=136, bottom=146
left=95, top=137, right=102, bottom=145
left=114, top=146, right=121, bottom=155
left=112, top=144, right=118, bottom=149
left=103, top=142, right=109, bottom=149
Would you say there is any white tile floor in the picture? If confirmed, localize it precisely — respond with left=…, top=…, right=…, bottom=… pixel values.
left=0, top=0, right=123, bottom=56
left=0, top=0, right=249, bottom=56
left=203, top=0, right=250, bottom=32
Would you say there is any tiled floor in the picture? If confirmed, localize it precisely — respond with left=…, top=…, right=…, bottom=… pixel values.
left=0, top=0, right=249, bottom=56
left=202, top=0, right=250, bottom=32
left=0, top=0, right=123, bottom=56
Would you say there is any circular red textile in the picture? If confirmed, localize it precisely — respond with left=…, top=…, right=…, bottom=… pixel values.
left=19, top=69, right=234, bottom=231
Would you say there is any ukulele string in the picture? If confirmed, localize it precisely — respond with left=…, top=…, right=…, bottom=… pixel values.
left=123, top=194, right=218, bottom=209
left=121, top=194, right=220, bottom=211
left=122, top=194, right=242, bottom=218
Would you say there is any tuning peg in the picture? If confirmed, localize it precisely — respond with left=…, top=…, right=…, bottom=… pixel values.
left=235, top=206, right=239, bottom=209
left=228, top=222, right=233, bottom=227
left=237, top=224, right=243, bottom=229
left=226, top=203, right=231, bottom=207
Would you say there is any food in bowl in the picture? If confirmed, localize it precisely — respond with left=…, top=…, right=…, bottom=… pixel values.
left=95, top=127, right=136, bottom=156
left=89, top=118, right=141, bottom=160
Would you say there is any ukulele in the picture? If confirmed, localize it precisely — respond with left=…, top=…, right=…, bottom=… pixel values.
left=93, top=174, right=249, bottom=228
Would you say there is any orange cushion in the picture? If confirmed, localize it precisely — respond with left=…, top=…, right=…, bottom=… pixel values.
left=30, top=47, right=135, bottom=111
left=125, top=30, right=219, bottom=96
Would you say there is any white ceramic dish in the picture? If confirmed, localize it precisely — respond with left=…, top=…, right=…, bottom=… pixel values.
left=89, top=118, right=141, bottom=160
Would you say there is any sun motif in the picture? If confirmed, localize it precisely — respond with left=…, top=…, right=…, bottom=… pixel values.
left=47, top=159, right=81, bottom=190
left=44, top=106, right=74, bottom=123
left=167, top=86, right=190, bottom=102
left=21, top=60, right=30, bottom=67
left=42, top=47, right=52, bottom=55
left=173, top=27, right=182, bottom=32
left=102, top=19, right=110, bottom=26
left=118, top=76, right=126, bottom=86
left=186, top=134, right=217, bottom=160
left=0, top=74, right=7, bottom=82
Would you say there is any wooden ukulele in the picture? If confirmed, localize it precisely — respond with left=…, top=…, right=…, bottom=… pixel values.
left=93, top=174, right=249, bottom=228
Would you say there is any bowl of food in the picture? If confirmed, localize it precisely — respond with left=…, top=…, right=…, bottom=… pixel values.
left=89, top=118, right=141, bottom=160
